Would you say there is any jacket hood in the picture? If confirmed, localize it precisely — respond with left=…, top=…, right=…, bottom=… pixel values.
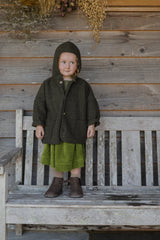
left=52, top=41, right=81, bottom=81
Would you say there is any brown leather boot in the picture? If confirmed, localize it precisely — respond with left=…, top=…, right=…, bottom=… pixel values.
left=44, top=177, right=63, bottom=198
left=70, top=177, right=83, bottom=198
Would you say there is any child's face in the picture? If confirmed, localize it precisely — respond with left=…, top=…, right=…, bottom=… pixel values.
left=59, top=52, right=78, bottom=79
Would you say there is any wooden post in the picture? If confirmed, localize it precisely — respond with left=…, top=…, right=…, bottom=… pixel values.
left=0, top=167, right=8, bottom=240
left=15, top=109, right=23, bottom=235
left=16, top=109, right=23, bottom=184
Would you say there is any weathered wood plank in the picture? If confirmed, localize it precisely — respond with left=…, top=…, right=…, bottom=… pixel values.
left=108, top=0, right=160, bottom=6
left=156, top=131, right=160, bottom=186
left=24, top=131, right=34, bottom=185
left=2, top=0, right=160, bottom=6
left=1, top=31, right=160, bottom=57
left=15, top=224, right=23, bottom=236
left=16, top=109, right=23, bottom=148
left=109, top=131, right=117, bottom=186
left=2, top=111, right=160, bottom=139
left=85, top=138, right=93, bottom=187
left=0, top=171, right=7, bottom=240
left=1, top=11, right=160, bottom=31
left=97, top=117, right=160, bottom=131
left=0, top=138, right=15, bottom=152
left=14, top=184, right=160, bottom=193
left=15, top=109, right=23, bottom=184
left=0, top=111, right=15, bottom=137
left=97, top=131, right=105, bottom=186
left=122, top=131, right=141, bottom=186
left=23, top=116, right=35, bottom=131
left=1, top=84, right=160, bottom=111
left=145, top=131, right=154, bottom=186
left=37, top=140, right=44, bottom=186
left=1, top=57, right=160, bottom=84
left=49, top=167, right=53, bottom=184
left=6, top=204, right=160, bottom=226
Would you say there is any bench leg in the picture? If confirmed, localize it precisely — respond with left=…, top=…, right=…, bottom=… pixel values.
left=0, top=168, right=8, bottom=240
left=16, top=224, right=23, bottom=235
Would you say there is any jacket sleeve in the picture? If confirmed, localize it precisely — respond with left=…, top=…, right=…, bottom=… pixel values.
left=87, top=85, right=100, bottom=127
left=32, top=82, right=47, bottom=127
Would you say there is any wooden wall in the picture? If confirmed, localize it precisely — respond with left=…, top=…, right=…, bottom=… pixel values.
left=1, top=1, right=160, bottom=148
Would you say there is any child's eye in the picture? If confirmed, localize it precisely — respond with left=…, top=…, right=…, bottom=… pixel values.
left=70, top=62, right=74, bottom=65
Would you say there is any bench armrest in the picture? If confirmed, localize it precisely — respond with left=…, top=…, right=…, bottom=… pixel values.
left=0, top=148, right=22, bottom=171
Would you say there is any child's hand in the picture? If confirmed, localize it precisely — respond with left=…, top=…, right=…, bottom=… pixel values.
left=87, top=124, right=95, bottom=138
left=36, top=125, right=44, bottom=140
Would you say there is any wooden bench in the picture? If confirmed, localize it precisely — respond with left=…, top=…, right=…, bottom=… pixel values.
left=1, top=109, right=160, bottom=239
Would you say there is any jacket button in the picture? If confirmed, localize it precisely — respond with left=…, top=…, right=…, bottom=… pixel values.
left=63, top=112, right=66, bottom=115
left=59, top=81, right=63, bottom=84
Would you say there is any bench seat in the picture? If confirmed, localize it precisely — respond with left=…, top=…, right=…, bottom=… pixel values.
left=6, top=186, right=160, bottom=226
left=1, top=110, right=160, bottom=239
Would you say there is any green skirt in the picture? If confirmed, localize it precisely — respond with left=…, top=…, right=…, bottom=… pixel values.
left=41, top=142, right=85, bottom=172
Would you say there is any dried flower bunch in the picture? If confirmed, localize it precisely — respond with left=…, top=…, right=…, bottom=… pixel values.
left=55, top=0, right=77, bottom=17
left=79, top=0, right=107, bottom=42
left=17, top=0, right=108, bottom=42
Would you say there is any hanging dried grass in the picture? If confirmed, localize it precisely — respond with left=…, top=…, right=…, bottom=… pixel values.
left=19, top=0, right=39, bottom=6
left=79, top=0, right=107, bottom=43
left=15, top=0, right=108, bottom=43
left=38, top=0, right=56, bottom=16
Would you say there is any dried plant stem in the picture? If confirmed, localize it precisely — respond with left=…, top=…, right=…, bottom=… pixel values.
left=38, top=0, right=56, bottom=15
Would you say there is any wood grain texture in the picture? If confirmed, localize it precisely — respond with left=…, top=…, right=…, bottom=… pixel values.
left=2, top=0, right=160, bottom=5
left=122, top=131, right=141, bottom=186
left=6, top=198, right=160, bottom=226
left=24, top=130, right=34, bottom=185
left=145, top=131, right=154, bottom=186
left=1, top=57, right=160, bottom=84
left=109, top=131, right=117, bottom=186
left=85, top=138, right=93, bottom=186
left=1, top=31, right=160, bottom=57
left=97, top=131, right=105, bottom=186
left=37, top=140, right=44, bottom=186
left=108, top=0, right=160, bottom=6
left=0, top=111, right=15, bottom=137
left=1, top=84, right=160, bottom=111
left=1, top=11, right=160, bottom=31
left=0, top=171, right=7, bottom=240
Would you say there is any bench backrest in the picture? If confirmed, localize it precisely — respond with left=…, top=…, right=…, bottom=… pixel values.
left=15, top=109, right=160, bottom=187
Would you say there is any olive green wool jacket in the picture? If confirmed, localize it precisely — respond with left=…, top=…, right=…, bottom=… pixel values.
left=32, top=76, right=100, bottom=144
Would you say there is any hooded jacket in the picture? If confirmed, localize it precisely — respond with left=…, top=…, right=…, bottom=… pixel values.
left=32, top=42, right=100, bottom=144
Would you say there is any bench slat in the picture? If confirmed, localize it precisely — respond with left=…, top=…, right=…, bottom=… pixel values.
left=97, top=131, right=105, bottom=186
left=37, top=140, right=44, bottom=186
left=145, top=131, right=154, bottom=186
left=85, top=138, right=93, bottom=186
left=49, top=167, right=53, bottom=184
left=97, top=117, right=160, bottom=131
left=157, top=131, right=160, bottom=186
left=24, top=131, right=34, bottom=185
left=109, top=131, right=117, bottom=186
left=122, top=131, right=141, bottom=186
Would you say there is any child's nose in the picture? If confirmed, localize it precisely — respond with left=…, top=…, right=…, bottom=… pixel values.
left=66, top=62, right=70, bottom=68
